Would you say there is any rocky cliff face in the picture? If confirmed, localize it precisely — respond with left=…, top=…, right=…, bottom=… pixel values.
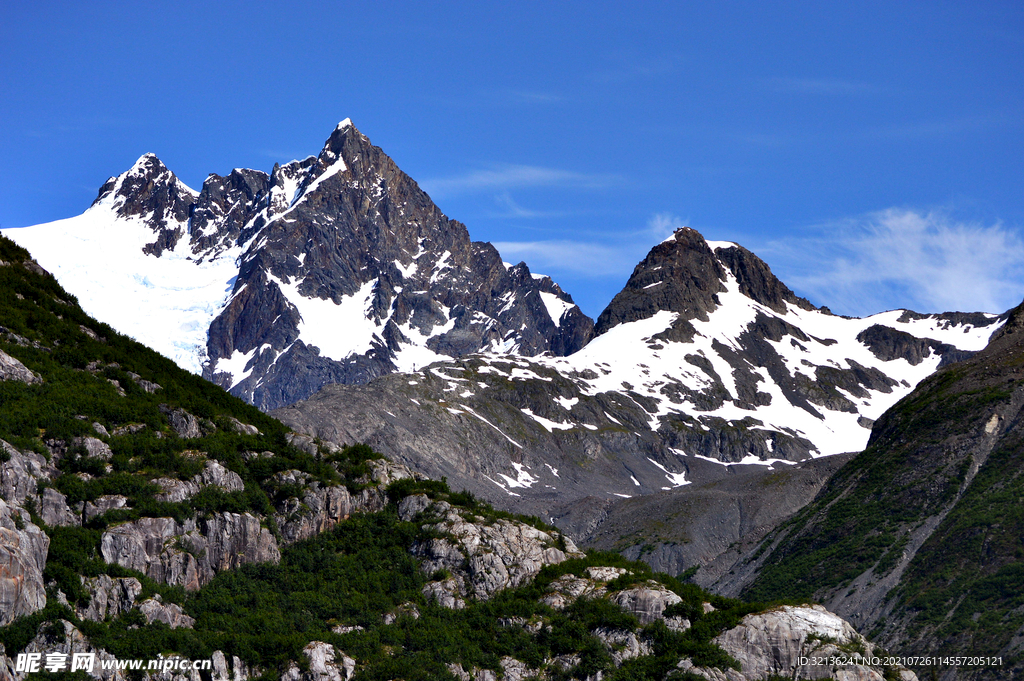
left=0, top=499, right=48, bottom=627
left=4, top=120, right=593, bottom=411
left=399, top=494, right=585, bottom=607
left=680, top=605, right=918, bottom=681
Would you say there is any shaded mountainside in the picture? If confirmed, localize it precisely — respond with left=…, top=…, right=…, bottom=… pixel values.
left=3, top=121, right=593, bottom=411
left=712, top=298, right=1024, bottom=680
left=273, top=228, right=1002, bottom=525
left=0, top=234, right=920, bottom=681
left=578, top=453, right=856, bottom=581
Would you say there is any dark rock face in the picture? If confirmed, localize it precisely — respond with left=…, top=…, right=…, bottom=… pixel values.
left=856, top=324, right=964, bottom=365
left=595, top=227, right=727, bottom=339
left=712, top=243, right=817, bottom=314
left=84, top=122, right=594, bottom=411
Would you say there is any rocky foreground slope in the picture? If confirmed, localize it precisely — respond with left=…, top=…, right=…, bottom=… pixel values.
left=0, top=236, right=915, bottom=680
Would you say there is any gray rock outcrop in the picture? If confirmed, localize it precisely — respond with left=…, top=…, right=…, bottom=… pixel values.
left=99, top=512, right=280, bottom=590
left=84, top=495, right=130, bottom=522
left=0, top=349, right=41, bottom=384
left=138, top=597, right=195, bottom=629
left=274, top=481, right=387, bottom=544
left=17, top=619, right=126, bottom=681
left=77, top=575, right=143, bottom=622
left=409, top=496, right=583, bottom=603
left=153, top=460, right=245, bottom=503
left=609, top=581, right=682, bottom=624
left=0, top=499, right=49, bottom=626
left=679, top=605, right=919, bottom=681
left=594, top=628, right=653, bottom=666
left=281, top=642, right=355, bottom=681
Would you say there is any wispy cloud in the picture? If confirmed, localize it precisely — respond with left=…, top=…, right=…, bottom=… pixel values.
left=762, top=208, right=1024, bottom=315
left=862, top=113, right=1005, bottom=141
left=485, top=192, right=573, bottom=219
left=494, top=213, right=690, bottom=277
left=484, top=88, right=566, bottom=104
left=590, top=53, right=684, bottom=84
left=762, top=77, right=876, bottom=96
left=493, top=240, right=638, bottom=276
left=420, top=164, right=622, bottom=199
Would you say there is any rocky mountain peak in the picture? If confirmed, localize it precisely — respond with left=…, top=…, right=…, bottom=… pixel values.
left=596, top=227, right=820, bottom=337
left=711, top=241, right=818, bottom=314
left=13, top=119, right=595, bottom=411
left=90, top=153, right=197, bottom=256
left=595, top=227, right=727, bottom=335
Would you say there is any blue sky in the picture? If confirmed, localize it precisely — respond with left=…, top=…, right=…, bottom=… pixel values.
left=2, top=1, right=1022, bottom=319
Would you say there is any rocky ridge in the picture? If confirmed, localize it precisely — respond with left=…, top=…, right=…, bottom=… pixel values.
left=3, top=121, right=594, bottom=411
left=273, top=228, right=1002, bottom=523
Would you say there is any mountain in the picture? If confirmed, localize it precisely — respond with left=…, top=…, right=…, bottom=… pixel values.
left=3, top=119, right=1004, bottom=536
left=2, top=121, right=593, bottom=411
left=272, top=227, right=1002, bottom=526
left=702, top=297, right=1024, bottom=680
left=0, top=234, right=917, bottom=681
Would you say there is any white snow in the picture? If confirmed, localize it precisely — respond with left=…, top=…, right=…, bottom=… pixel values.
left=459, top=405, right=523, bottom=448
left=520, top=408, right=574, bottom=432
left=3, top=198, right=234, bottom=375
left=555, top=396, right=579, bottom=410
left=268, top=273, right=378, bottom=361
left=539, top=291, right=574, bottom=327
left=394, top=258, right=418, bottom=279
left=497, top=462, right=539, bottom=489
left=647, top=457, right=690, bottom=487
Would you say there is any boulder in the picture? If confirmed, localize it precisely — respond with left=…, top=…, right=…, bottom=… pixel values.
left=84, top=495, right=129, bottom=521
left=609, top=581, right=682, bottom=624
left=281, top=642, right=355, bottom=681
left=138, top=597, right=195, bottom=628
left=0, top=349, right=41, bottom=384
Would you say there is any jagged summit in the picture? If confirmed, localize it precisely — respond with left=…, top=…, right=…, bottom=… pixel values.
left=5, top=120, right=595, bottom=410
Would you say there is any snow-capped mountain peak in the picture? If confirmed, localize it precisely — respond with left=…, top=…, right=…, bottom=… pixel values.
left=5, top=120, right=595, bottom=410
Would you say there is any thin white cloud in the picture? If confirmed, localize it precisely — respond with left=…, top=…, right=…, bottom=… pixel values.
left=648, top=213, right=687, bottom=241
left=486, top=192, right=572, bottom=219
left=763, top=208, right=1024, bottom=315
left=494, top=213, right=691, bottom=278
left=487, top=89, right=566, bottom=104
left=494, top=240, right=637, bottom=277
left=762, top=77, right=876, bottom=95
left=420, top=164, right=622, bottom=199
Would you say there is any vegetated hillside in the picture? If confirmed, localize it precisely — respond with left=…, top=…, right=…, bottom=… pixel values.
left=725, top=298, right=1024, bottom=681
left=0, top=234, right=915, bottom=681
